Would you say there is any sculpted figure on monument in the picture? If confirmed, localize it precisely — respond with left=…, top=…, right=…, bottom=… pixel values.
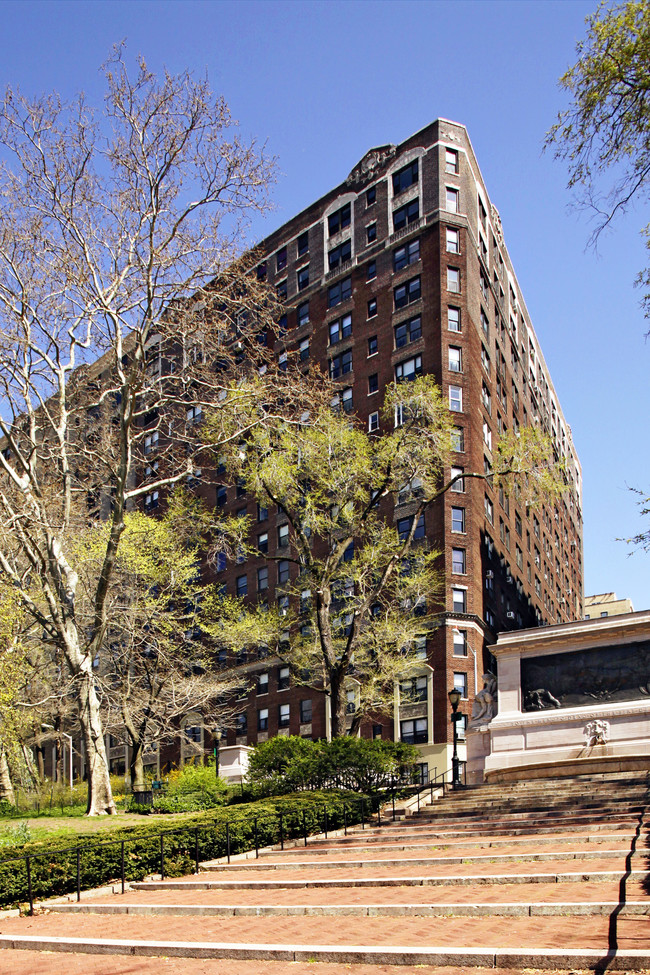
left=470, top=673, right=497, bottom=725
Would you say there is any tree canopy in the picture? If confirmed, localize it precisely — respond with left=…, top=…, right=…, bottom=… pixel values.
left=547, top=1, right=650, bottom=311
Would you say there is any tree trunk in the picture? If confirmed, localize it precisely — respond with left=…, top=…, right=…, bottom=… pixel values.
left=0, top=744, right=15, bottom=805
left=329, top=669, right=348, bottom=739
left=74, top=664, right=116, bottom=815
left=20, top=743, right=40, bottom=790
left=35, top=744, right=45, bottom=782
left=129, top=741, right=146, bottom=793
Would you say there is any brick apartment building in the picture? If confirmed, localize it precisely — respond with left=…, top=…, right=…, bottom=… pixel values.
left=97, top=119, right=584, bottom=785
left=173, top=117, right=582, bottom=785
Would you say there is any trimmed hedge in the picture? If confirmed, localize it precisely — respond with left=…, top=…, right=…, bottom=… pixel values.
left=0, top=789, right=370, bottom=910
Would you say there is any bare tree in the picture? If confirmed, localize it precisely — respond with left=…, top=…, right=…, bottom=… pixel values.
left=0, top=50, right=283, bottom=813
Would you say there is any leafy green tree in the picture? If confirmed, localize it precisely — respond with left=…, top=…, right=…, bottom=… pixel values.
left=0, top=52, right=280, bottom=814
left=547, top=1, right=650, bottom=309
left=212, top=377, right=562, bottom=739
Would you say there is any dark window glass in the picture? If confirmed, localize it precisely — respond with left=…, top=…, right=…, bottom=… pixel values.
left=329, top=350, right=353, bottom=379
left=328, top=238, right=351, bottom=270
left=368, top=373, right=378, bottom=393
left=300, top=699, right=312, bottom=723
left=394, top=276, right=421, bottom=309
left=236, top=575, right=248, bottom=597
left=394, top=315, right=422, bottom=348
left=368, top=335, right=378, bottom=356
left=367, top=297, right=377, bottom=317
left=366, top=223, right=377, bottom=244
left=297, top=231, right=309, bottom=255
left=256, top=262, right=267, bottom=280
left=297, top=301, right=309, bottom=328
left=327, top=276, right=352, bottom=308
left=329, top=313, right=352, bottom=344
left=328, top=202, right=351, bottom=236
left=392, top=159, right=419, bottom=195
left=393, top=238, right=420, bottom=272
left=216, top=485, right=227, bottom=507
left=393, top=199, right=419, bottom=232
left=278, top=559, right=290, bottom=584
left=366, top=260, right=376, bottom=280
left=276, top=247, right=287, bottom=271
left=297, top=267, right=309, bottom=291
left=366, top=186, right=376, bottom=206
left=276, top=280, right=287, bottom=301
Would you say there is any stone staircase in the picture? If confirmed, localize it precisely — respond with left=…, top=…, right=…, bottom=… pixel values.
left=0, top=770, right=648, bottom=974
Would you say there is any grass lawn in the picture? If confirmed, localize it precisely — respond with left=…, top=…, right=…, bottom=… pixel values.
left=0, top=808, right=202, bottom=847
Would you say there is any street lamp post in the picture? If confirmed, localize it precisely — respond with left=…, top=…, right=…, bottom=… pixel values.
left=448, top=687, right=463, bottom=789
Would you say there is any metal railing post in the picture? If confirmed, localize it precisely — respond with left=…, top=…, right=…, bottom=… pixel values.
left=194, top=829, right=199, bottom=874
left=121, top=841, right=125, bottom=894
left=279, top=811, right=284, bottom=850
left=343, top=805, right=348, bottom=836
left=160, top=833, right=165, bottom=880
left=392, top=788, right=396, bottom=822
left=254, top=818, right=259, bottom=858
left=302, top=809, right=307, bottom=847
left=76, top=847, right=81, bottom=902
left=361, top=798, right=365, bottom=830
left=26, top=855, right=33, bottom=916
left=323, top=805, right=328, bottom=839
left=226, top=821, right=231, bottom=864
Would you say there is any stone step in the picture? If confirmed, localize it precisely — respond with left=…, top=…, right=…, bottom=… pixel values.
left=2, top=933, right=650, bottom=971
left=201, top=848, right=630, bottom=872
left=132, top=868, right=646, bottom=890
left=47, top=899, right=650, bottom=917
left=290, top=831, right=633, bottom=854
left=342, top=820, right=637, bottom=841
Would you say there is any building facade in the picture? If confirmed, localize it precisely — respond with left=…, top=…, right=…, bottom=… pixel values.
left=161, top=120, right=585, bottom=781
left=584, top=592, right=634, bottom=619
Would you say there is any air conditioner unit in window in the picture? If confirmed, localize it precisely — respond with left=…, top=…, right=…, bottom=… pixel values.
left=485, top=570, right=494, bottom=579
left=506, top=574, right=512, bottom=584
left=506, top=611, right=515, bottom=619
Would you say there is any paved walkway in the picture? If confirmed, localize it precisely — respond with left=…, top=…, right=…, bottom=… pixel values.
left=0, top=771, right=648, bottom=972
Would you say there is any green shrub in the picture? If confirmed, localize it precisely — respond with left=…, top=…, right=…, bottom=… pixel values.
left=165, top=761, right=227, bottom=804
left=247, top=736, right=419, bottom=795
left=0, top=789, right=368, bottom=909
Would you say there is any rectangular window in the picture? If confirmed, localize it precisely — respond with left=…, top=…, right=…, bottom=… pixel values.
left=449, top=385, right=462, bottom=412
left=297, top=301, right=309, bottom=328
left=453, top=628, right=467, bottom=656
left=257, top=532, right=268, bottom=553
left=367, top=297, right=377, bottom=318
left=236, top=575, right=248, bottom=597
left=452, top=547, right=466, bottom=573
left=328, top=202, right=351, bottom=236
left=451, top=427, right=464, bottom=452
left=331, top=387, right=353, bottom=413
left=394, top=275, right=421, bottom=309
left=451, top=466, right=464, bottom=492
left=235, top=713, right=247, bottom=735
left=366, top=186, right=376, bottom=206
left=257, top=708, right=269, bottom=731
left=452, top=588, right=467, bottom=613
left=454, top=672, right=468, bottom=698
left=366, top=260, right=376, bottom=280
left=328, top=238, right=351, bottom=270
left=297, top=231, right=309, bottom=256
left=297, top=267, right=309, bottom=291
left=257, top=262, right=267, bottom=280
left=300, top=699, right=312, bottom=723
left=257, top=503, right=268, bottom=522
left=329, top=313, right=352, bottom=345
left=397, top=514, right=425, bottom=542
left=257, top=672, right=269, bottom=695
left=278, top=523, right=289, bottom=547
left=446, top=187, right=459, bottom=213
left=368, top=410, right=379, bottom=432
left=257, top=566, right=268, bottom=591
left=144, top=491, right=159, bottom=510
left=447, top=267, right=460, bottom=292
left=394, top=314, right=421, bottom=348
left=393, top=198, right=419, bottom=232
left=445, top=148, right=459, bottom=174
left=278, top=559, right=290, bottom=584
left=278, top=703, right=290, bottom=728
left=276, top=247, right=287, bottom=272
left=329, top=349, right=353, bottom=379
left=401, top=675, right=427, bottom=703
left=395, top=354, right=422, bottom=382
left=400, top=718, right=428, bottom=744
left=483, top=421, right=492, bottom=450
left=327, top=276, right=352, bottom=308
left=368, top=335, right=378, bottom=356
left=485, top=495, right=494, bottom=523
left=278, top=351, right=287, bottom=371
left=346, top=688, right=357, bottom=714
left=144, top=431, right=159, bottom=455
left=446, top=227, right=460, bottom=253
left=278, top=666, right=290, bottom=691
left=299, top=338, right=309, bottom=361
left=393, top=159, right=419, bottom=195
left=393, top=238, right=420, bottom=272
left=448, top=306, right=461, bottom=332
left=448, top=346, right=462, bottom=372
left=451, top=507, right=465, bottom=533
left=366, top=223, right=377, bottom=244
left=368, top=373, right=378, bottom=394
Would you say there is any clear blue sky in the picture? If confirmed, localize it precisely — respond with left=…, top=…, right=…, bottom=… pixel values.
left=3, top=0, right=648, bottom=611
